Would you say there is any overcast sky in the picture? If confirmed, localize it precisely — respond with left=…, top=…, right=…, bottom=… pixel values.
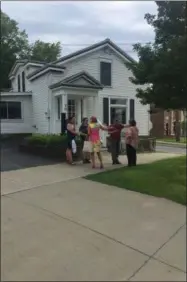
left=2, top=1, right=157, bottom=58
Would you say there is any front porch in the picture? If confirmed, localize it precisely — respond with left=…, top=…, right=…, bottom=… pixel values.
left=49, top=71, right=103, bottom=134
left=52, top=90, right=100, bottom=133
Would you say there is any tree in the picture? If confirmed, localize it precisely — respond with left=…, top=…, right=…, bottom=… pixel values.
left=1, top=11, right=62, bottom=90
left=125, top=1, right=187, bottom=140
left=1, top=11, right=31, bottom=89
left=29, top=40, right=61, bottom=62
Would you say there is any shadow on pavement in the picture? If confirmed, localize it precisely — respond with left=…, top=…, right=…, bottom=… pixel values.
left=1, top=141, right=59, bottom=172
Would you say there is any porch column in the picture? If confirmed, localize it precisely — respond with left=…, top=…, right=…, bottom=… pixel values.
left=61, top=93, right=67, bottom=134
left=76, top=99, right=81, bottom=126
left=93, top=95, right=99, bottom=118
left=83, top=97, right=87, bottom=117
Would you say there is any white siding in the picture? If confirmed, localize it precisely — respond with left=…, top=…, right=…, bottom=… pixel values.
left=8, top=44, right=150, bottom=138
left=22, top=73, right=66, bottom=134
left=1, top=96, right=33, bottom=134
left=30, top=73, right=52, bottom=134
left=57, top=47, right=149, bottom=135
left=11, top=65, right=42, bottom=92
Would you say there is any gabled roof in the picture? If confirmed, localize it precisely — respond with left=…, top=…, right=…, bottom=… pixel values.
left=54, top=38, right=136, bottom=64
left=27, top=64, right=65, bottom=81
left=49, top=71, right=103, bottom=90
left=9, top=59, right=45, bottom=78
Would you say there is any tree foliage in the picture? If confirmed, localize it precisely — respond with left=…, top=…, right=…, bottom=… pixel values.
left=1, top=11, right=62, bottom=89
left=1, top=11, right=30, bottom=89
left=125, top=1, right=187, bottom=111
left=29, top=40, right=61, bottom=62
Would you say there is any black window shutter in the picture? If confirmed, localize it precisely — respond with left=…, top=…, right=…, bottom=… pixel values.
left=129, top=99, right=135, bottom=121
left=103, top=98, right=109, bottom=125
left=22, top=71, right=25, bottom=92
left=18, top=75, right=21, bottom=92
left=100, top=62, right=111, bottom=86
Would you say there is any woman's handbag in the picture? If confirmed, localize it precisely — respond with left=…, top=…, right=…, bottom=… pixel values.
left=83, top=141, right=92, bottom=153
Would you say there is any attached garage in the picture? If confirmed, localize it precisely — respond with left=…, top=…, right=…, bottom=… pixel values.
left=0, top=92, right=34, bottom=134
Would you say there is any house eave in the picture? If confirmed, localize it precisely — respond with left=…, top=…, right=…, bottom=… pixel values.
left=9, top=60, right=46, bottom=78
left=27, top=68, right=65, bottom=82
left=8, top=61, right=26, bottom=78
left=49, top=83, right=103, bottom=90
left=54, top=38, right=136, bottom=65
left=0, top=91, right=32, bottom=97
left=25, top=62, right=45, bottom=70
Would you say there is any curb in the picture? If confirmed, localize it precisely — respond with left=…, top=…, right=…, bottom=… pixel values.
left=156, top=141, right=186, bottom=149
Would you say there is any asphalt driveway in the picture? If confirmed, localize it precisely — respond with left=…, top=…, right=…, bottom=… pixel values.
left=1, top=141, right=58, bottom=172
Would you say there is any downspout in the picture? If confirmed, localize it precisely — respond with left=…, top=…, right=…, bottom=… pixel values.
left=47, top=72, right=52, bottom=134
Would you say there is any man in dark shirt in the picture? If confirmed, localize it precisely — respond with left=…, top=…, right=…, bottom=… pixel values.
left=79, top=117, right=90, bottom=163
left=108, top=119, right=125, bottom=164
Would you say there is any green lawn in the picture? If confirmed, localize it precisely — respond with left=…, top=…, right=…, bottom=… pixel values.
left=85, top=156, right=186, bottom=205
left=157, top=137, right=186, bottom=143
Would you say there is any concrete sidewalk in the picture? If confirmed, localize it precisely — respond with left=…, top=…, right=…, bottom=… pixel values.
left=1, top=152, right=186, bottom=281
left=1, top=152, right=183, bottom=195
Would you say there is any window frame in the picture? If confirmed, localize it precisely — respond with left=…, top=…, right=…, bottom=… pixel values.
left=100, top=60, right=112, bottom=87
left=67, top=99, right=76, bottom=119
left=0, top=101, right=22, bottom=120
left=109, top=97, right=128, bottom=125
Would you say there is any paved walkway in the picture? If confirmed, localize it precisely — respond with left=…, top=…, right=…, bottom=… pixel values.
left=1, top=152, right=186, bottom=281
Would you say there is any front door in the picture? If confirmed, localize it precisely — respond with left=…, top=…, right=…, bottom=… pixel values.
left=68, top=99, right=76, bottom=119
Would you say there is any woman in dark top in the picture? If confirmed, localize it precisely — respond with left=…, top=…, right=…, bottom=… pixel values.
left=66, top=116, right=77, bottom=165
left=79, top=117, right=90, bottom=163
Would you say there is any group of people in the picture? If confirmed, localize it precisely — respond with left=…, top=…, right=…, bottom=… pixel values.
left=66, top=116, right=139, bottom=168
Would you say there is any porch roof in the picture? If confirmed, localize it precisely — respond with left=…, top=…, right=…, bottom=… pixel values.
left=49, top=71, right=103, bottom=90
left=0, top=91, right=32, bottom=97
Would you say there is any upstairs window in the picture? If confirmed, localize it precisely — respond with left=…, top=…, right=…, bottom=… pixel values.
left=100, top=61, right=111, bottom=86
left=22, top=71, right=26, bottom=92
left=0, top=101, right=22, bottom=119
left=17, top=74, right=21, bottom=92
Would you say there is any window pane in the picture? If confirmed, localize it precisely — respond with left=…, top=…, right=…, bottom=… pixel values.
left=110, top=107, right=127, bottom=124
left=0, top=102, right=7, bottom=119
left=7, top=102, right=21, bottom=119
left=100, top=62, right=111, bottom=86
left=68, top=99, right=76, bottom=119
left=110, top=99, right=127, bottom=105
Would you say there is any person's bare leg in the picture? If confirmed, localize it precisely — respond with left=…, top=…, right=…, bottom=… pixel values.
left=91, top=152, right=95, bottom=168
left=66, top=149, right=73, bottom=164
left=85, top=152, right=91, bottom=163
left=97, top=152, right=104, bottom=168
left=66, top=149, right=69, bottom=163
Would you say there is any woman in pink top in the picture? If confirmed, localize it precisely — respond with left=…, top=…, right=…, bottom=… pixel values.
left=88, top=116, right=107, bottom=169
left=125, top=120, right=139, bottom=166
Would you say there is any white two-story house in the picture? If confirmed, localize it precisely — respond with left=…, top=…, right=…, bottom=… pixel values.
left=1, top=38, right=150, bottom=146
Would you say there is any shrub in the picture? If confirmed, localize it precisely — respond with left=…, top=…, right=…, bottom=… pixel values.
left=24, top=134, right=81, bottom=147
left=20, top=134, right=82, bottom=161
left=107, top=136, right=156, bottom=154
